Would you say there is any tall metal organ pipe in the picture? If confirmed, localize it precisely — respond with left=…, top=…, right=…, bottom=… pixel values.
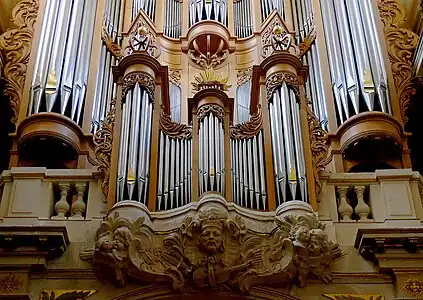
left=198, top=106, right=225, bottom=196
left=269, top=83, right=307, bottom=206
left=29, top=0, right=97, bottom=125
left=236, top=79, right=252, bottom=124
left=91, top=0, right=123, bottom=133
left=320, top=0, right=390, bottom=126
left=189, top=0, right=228, bottom=27
left=260, top=0, right=284, bottom=22
left=234, top=0, right=253, bottom=38
left=164, top=0, right=182, bottom=38
left=169, top=82, right=182, bottom=122
left=116, top=84, right=153, bottom=204
left=132, top=0, right=156, bottom=21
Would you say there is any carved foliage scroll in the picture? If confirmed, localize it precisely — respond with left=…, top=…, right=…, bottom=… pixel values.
left=265, top=72, right=300, bottom=101
left=298, top=27, right=316, bottom=58
left=230, top=105, right=263, bottom=139
left=378, top=0, right=419, bottom=123
left=93, top=98, right=116, bottom=200
left=237, top=68, right=253, bottom=88
left=122, top=71, right=155, bottom=100
left=197, top=104, right=225, bottom=124
left=0, top=0, right=39, bottom=123
left=160, top=107, right=192, bottom=139
left=101, top=26, right=122, bottom=60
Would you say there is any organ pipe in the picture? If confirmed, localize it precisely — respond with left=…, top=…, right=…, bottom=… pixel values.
left=189, top=0, right=228, bottom=27
left=234, top=0, right=253, bottom=38
left=164, top=0, right=182, bottom=38
left=133, top=0, right=156, bottom=21
left=260, top=0, right=284, bottom=22
left=29, top=0, right=97, bottom=125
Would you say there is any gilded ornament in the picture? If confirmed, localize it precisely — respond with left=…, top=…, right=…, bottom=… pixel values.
left=191, top=68, right=231, bottom=92
left=0, top=0, right=39, bottom=123
left=298, top=27, right=316, bottom=58
left=125, top=22, right=160, bottom=58
left=101, top=26, right=122, bottom=60
left=378, top=0, right=419, bottom=123
left=262, top=18, right=288, bottom=57
left=236, top=68, right=253, bottom=88
left=0, top=273, right=23, bottom=293
left=230, top=105, right=263, bottom=139
left=93, top=98, right=116, bottom=200
left=402, top=278, right=423, bottom=297
left=160, top=107, right=192, bottom=139
left=122, top=71, right=156, bottom=100
left=323, top=295, right=384, bottom=300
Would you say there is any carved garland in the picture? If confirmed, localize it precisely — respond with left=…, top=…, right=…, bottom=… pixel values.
left=265, top=72, right=300, bottom=101
left=378, top=0, right=419, bottom=123
left=0, top=0, right=39, bottom=123
left=101, top=26, right=122, bottom=60
left=197, top=104, right=225, bottom=124
left=230, top=105, right=263, bottom=140
left=93, top=98, right=116, bottom=200
left=160, top=107, right=192, bottom=139
left=122, top=71, right=155, bottom=100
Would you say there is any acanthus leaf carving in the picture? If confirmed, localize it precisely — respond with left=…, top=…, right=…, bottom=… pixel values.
left=378, top=0, right=419, bottom=123
left=122, top=71, right=155, bottom=100
left=169, top=69, right=182, bottom=86
left=160, top=106, right=193, bottom=139
left=237, top=68, right=253, bottom=88
left=298, top=27, right=316, bottom=58
left=101, top=26, right=122, bottom=60
left=265, top=72, right=300, bottom=101
left=230, top=105, right=263, bottom=140
left=0, top=0, right=39, bottom=123
left=91, top=197, right=341, bottom=292
left=197, top=104, right=225, bottom=125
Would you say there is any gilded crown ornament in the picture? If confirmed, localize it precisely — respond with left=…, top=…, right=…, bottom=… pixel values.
left=191, top=68, right=231, bottom=92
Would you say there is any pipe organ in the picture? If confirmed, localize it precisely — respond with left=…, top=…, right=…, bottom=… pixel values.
left=8, top=0, right=413, bottom=215
left=29, top=0, right=96, bottom=125
left=321, top=0, right=391, bottom=125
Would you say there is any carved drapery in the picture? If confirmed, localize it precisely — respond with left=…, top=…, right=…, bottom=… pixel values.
left=93, top=98, right=117, bottom=200
left=122, top=71, right=155, bottom=100
left=160, top=107, right=192, bottom=139
left=378, top=0, right=419, bottom=123
left=265, top=72, right=300, bottom=101
left=89, top=198, right=341, bottom=292
left=0, top=0, right=39, bottom=123
left=197, top=104, right=225, bottom=124
left=101, top=26, right=122, bottom=61
left=230, top=105, right=263, bottom=139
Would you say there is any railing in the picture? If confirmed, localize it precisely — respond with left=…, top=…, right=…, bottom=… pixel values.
left=0, top=168, right=102, bottom=220
left=29, top=0, right=97, bottom=126
left=164, top=0, right=182, bottom=39
left=320, top=170, right=423, bottom=223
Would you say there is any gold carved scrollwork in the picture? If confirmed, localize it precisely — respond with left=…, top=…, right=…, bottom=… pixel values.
left=378, top=0, right=419, bottom=123
left=0, top=0, right=39, bottom=123
left=306, top=100, right=331, bottom=201
left=101, top=26, right=122, bottom=60
left=298, top=27, right=316, bottom=58
left=122, top=71, right=155, bottom=100
left=230, top=105, right=263, bottom=140
left=265, top=72, right=300, bottom=101
left=197, top=104, right=225, bottom=124
left=93, top=98, right=116, bottom=200
left=160, top=107, right=192, bottom=139
left=236, top=68, right=253, bottom=88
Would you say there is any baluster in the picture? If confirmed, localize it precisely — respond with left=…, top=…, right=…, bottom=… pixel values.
left=354, top=185, right=370, bottom=221
left=53, top=183, right=71, bottom=219
left=337, top=186, right=353, bottom=221
left=71, top=183, right=87, bottom=218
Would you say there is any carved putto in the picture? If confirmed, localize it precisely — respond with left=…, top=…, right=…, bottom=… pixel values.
left=90, top=196, right=341, bottom=293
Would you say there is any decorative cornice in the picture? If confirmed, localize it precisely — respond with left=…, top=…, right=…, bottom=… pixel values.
left=122, top=71, right=155, bottom=100
left=0, top=0, right=39, bottom=123
left=101, top=26, right=122, bottom=60
left=230, top=105, right=263, bottom=139
left=159, top=107, right=192, bottom=139
left=265, top=72, right=300, bottom=101
left=93, top=98, right=116, bottom=200
left=378, top=0, right=419, bottom=123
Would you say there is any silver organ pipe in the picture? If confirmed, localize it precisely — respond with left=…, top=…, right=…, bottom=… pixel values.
left=236, top=79, right=252, bottom=124
left=91, top=0, right=123, bottom=133
left=29, top=0, right=97, bottom=125
left=164, top=0, right=182, bottom=39
left=260, top=0, right=284, bottom=22
left=189, top=0, right=228, bottom=27
left=198, top=106, right=225, bottom=195
left=234, top=0, right=253, bottom=39
left=320, top=0, right=391, bottom=126
left=170, top=82, right=181, bottom=122
left=117, top=85, right=153, bottom=205
left=269, top=84, right=307, bottom=206
left=230, top=131, right=267, bottom=210
left=156, top=134, right=192, bottom=210
left=132, top=0, right=156, bottom=21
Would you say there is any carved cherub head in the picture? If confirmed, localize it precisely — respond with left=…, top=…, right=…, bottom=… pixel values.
left=113, top=227, right=133, bottom=251
left=96, top=232, right=115, bottom=252
left=198, top=217, right=224, bottom=255
left=307, top=229, right=329, bottom=257
left=294, top=226, right=310, bottom=245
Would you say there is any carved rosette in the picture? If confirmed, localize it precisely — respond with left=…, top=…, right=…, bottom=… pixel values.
left=0, top=0, right=39, bottom=123
left=90, top=197, right=341, bottom=292
left=230, top=105, right=263, bottom=140
left=197, top=105, right=225, bottom=124
left=160, top=107, right=192, bottom=139
left=237, top=68, right=253, bottom=88
left=101, top=26, right=122, bottom=60
left=93, top=98, right=116, bottom=200
left=378, top=0, right=419, bottom=123
left=265, top=72, right=300, bottom=101
left=306, top=100, right=331, bottom=200
left=122, top=71, right=155, bottom=100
